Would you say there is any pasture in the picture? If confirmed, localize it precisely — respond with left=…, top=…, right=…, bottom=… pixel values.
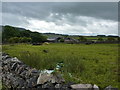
left=2, top=43, right=119, bottom=88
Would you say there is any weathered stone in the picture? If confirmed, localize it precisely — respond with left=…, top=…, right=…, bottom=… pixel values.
left=13, top=77, right=25, bottom=88
left=51, top=73, right=65, bottom=83
left=93, top=84, right=99, bottom=90
left=42, top=82, right=55, bottom=88
left=2, top=54, right=10, bottom=60
left=29, top=68, right=39, bottom=77
left=27, top=76, right=38, bottom=88
left=3, top=65, right=9, bottom=71
left=11, top=57, right=21, bottom=63
left=104, top=85, right=117, bottom=90
left=43, top=50, right=48, bottom=53
left=71, top=84, right=92, bottom=90
left=15, top=64, right=21, bottom=72
left=11, top=63, right=18, bottom=71
left=20, top=70, right=27, bottom=78
left=17, top=65, right=25, bottom=74
left=55, top=84, right=61, bottom=88
left=37, top=73, right=52, bottom=84
left=62, top=82, right=75, bottom=89
left=37, top=72, right=65, bottom=85
left=2, top=53, right=8, bottom=56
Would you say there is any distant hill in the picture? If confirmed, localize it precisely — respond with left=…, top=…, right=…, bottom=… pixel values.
left=1, top=25, right=27, bottom=31
left=14, top=27, right=26, bottom=31
left=42, top=33, right=64, bottom=38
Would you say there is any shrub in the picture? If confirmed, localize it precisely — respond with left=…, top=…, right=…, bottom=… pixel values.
left=60, top=38, right=64, bottom=42
left=19, top=37, right=32, bottom=43
left=8, top=37, right=19, bottom=43
left=78, top=36, right=87, bottom=42
left=107, top=37, right=115, bottom=41
left=97, top=37, right=104, bottom=41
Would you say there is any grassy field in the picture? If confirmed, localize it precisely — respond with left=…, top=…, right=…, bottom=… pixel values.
left=2, top=43, right=119, bottom=89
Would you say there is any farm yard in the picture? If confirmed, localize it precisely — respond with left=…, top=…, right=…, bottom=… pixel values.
left=2, top=43, right=119, bottom=89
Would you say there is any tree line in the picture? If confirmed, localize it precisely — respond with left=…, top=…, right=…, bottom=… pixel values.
left=78, top=36, right=119, bottom=42
left=2, top=25, right=47, bottom=44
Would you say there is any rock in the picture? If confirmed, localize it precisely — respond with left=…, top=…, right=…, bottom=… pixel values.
left=104, top=85, right=117, bottom=90
left=15, top=64, right=21, bottom=72
left=2, top=53, right=8, bottom=56
left=29, top=68, right=39, bottom=77
left=51, top=73, right=65, bottom=83
left=42, top=82, right=55, bottom=88
left=43, top=50, right=48, bottom=53
left=93, top=84, right=99, bottom=90
left=17, top=65, right=25, bottom=74
left=11, top=63, right=18, bottom=71
left=11, top=57, right=22, bottom=63
left=3, top=65, right=9, bottom=71
left=37, top=73, right=52, bottom=84
left=62, top=82, right=75, bottom=89
left=37, top=72, right=65, bottom=85
left=55, top=84, right=61, bottom=88
left=20, top=70, right=27, bottom=78
left=27, top=76, right=38, bottom=87
left=13, top=77, right=25, bottom=88
left=71, top=84, right=93, bottom=90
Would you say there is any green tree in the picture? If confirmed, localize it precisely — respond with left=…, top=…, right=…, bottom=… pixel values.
left=19, top=37, right=32, bottom=43
left=2, top=25, right=20, bottom=42
left=30, top=32, right=47, bottom=43
left=60, top=38, right=64, bottom=42
left=97, top=37, right=104, bottom=41
left=117, top=37, right=120, bottom=41
left=64, top=35, right=68, bottom=38
left=8, top=37, right=19, bottom=43
left=20, top=30, right=31, bottom=37
left=78, top=36, right=87, bottom=42
left=107, top=37, right=115, bottom=41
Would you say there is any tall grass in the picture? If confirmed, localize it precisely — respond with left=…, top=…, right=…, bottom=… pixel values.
left=2, top=43, right=119, bottom=88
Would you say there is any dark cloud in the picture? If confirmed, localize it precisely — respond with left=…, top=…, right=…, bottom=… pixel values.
left=2, top=2, right=118, bottom=21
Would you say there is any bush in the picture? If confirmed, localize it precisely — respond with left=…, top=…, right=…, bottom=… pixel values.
left=60, top=38, right=64, bottom=42
left=107, top=37, right=115, bottom=41
left=8, top=37, right=32, bottom=43
left=118, top=37, right=120, bottom=41
left=31, top=32, right=47, bottom=43
left=19, top=37, right=32, bottom=43
left=78, top=36, right=87, bottom=42
left=8, top=37, right=19, bottom=43
left=97, top=37, right=104, bottom=41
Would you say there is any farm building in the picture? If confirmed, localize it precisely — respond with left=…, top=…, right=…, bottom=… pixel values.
left=64, top=37, right=79, bottom=44
left=47, top=37, right=79, bottom=44
left=47, top=37, right=58, bottom=43
left=47, top=37, right=63, bottom=43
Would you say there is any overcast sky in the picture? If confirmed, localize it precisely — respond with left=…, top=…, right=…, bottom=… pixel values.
left=1, top=2, right=118, bottom=35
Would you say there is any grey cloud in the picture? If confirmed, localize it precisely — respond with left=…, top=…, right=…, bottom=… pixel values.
left=2, top=2, right=118, bottom=21
left=2, top=12, right=30, bottom=27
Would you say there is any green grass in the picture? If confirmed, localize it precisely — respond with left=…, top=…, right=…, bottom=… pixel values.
left=2, top=43, right=119, bottom=89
